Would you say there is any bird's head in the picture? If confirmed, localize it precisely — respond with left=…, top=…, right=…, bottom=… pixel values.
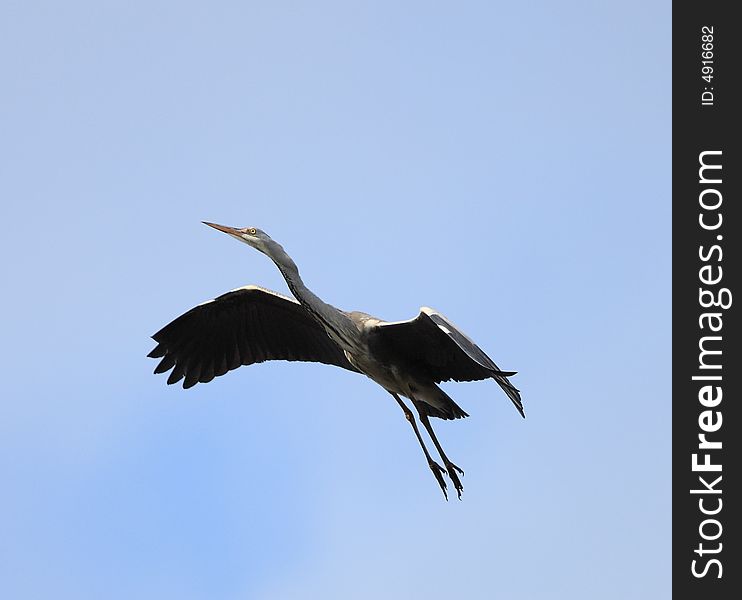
left=203, top=221, right=273, bottom=253
left=202, top=221, right=298, bottom=274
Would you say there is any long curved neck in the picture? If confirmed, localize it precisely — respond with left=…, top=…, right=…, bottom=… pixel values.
left=266, top=241, right=358, bottom=347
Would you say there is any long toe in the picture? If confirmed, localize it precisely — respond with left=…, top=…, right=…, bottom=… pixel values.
left=428, top=460, right=449, bottom=500
left=445, top=462, right=464, bottom=500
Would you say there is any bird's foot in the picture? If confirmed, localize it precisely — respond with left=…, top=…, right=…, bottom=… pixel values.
left=445, top=461, right=464, bottom=500
left=427, top=459, right=449, bottom=500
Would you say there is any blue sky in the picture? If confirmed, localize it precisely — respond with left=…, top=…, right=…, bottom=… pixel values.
left=1, top=1, right=670, bottom=598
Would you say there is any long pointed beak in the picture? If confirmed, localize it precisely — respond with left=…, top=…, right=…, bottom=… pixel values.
left=202, top=221, right=241, bottom=236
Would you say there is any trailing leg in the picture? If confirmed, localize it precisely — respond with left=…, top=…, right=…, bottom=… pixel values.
left=390, top=392, right=449, bottom=499
left=417, top=408, right=465, bottom=500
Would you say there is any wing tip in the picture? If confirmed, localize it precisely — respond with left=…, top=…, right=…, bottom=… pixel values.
left=491, top=371, right=525, bottom=418
left=511, top=394, right=526, bottom=418
left=147, top=342, right=167, bottom=358
left=493, top=370, right=517, bottom=377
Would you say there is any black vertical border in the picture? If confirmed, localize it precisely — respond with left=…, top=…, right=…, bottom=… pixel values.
left=673, top=3, right=738, bottom=597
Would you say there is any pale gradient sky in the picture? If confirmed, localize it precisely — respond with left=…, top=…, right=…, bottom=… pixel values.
left=1, top=1, right=670, bottom=598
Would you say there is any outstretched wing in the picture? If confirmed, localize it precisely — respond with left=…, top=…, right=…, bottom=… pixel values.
left=148, top=285, right=358, bottom=388
left=371, top=307, right=524, bottom=417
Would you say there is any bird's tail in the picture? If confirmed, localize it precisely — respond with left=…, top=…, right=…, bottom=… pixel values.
left=413, top=384, right=469, bottom=420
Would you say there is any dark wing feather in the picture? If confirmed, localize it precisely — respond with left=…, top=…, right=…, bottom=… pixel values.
left=372, top=307, right=524, bottom=417
left=148, top=285, right=358, bottom=388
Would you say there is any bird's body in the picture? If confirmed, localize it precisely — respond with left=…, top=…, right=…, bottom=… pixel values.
left=149, top=223, right=523, bottom=498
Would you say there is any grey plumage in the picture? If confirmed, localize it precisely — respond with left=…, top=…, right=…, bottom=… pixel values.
left=149, top=222, right=524, bottom=499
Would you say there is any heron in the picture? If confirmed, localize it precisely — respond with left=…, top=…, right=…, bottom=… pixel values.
left=148, top=222, right=524, bottom=499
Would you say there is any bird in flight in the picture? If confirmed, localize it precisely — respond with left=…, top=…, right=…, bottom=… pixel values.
left=148, top=223, right=524, bottom=499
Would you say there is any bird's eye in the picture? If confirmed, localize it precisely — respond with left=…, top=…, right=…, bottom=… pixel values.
left=248, top=228, right=257, bottom=235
